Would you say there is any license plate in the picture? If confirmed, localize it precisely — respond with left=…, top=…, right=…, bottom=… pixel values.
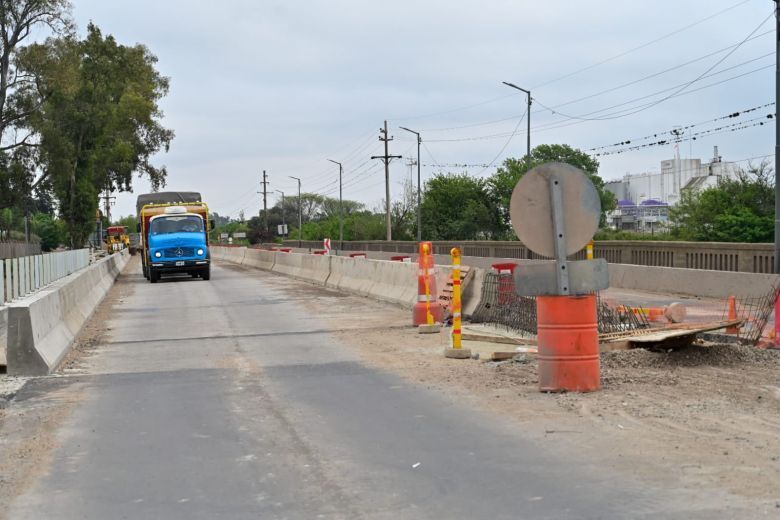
left=175, top=261, right=185, bottom=266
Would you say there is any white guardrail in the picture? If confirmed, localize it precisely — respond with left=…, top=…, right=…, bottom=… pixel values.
left=0, top=249, right=91, bottom=306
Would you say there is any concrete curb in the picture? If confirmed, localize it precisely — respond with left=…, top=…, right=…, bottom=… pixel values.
left=5, top=250, right=129, bottom=376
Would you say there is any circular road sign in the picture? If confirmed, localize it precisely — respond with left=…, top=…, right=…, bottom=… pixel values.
left=509, top=162, right=601, bottom=257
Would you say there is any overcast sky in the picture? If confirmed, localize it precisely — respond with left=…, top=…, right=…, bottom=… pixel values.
left=69, top=0, right=774, bottom=220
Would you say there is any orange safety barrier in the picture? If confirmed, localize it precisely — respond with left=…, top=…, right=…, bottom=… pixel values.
left=537, top=294, right=600, bottom=392
left=312, top=250, right=327, bottom=255
left=349, top=252, right=367, bottom=259
left=391, top=255, right=411, bottom=262
left=413, top=242, right=444, bottom=326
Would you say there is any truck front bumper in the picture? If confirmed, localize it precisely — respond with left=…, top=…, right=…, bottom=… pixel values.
left=150, top=259, right=210, bottom=272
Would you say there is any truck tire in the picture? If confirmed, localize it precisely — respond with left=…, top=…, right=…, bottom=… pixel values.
left=150, top=269, right=159, bottom=283
left=142, top=263, right=149, bottom=279
left=201, top=266, right=211, bottom=281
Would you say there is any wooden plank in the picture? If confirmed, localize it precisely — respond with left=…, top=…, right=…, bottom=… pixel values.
left=462, top=333, right=536, bottom=346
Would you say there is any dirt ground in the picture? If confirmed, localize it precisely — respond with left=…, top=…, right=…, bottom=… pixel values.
left=294, top=285, right=780, bottom=505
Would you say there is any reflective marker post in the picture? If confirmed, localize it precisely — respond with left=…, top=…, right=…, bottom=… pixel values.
left=451, top=248, right=462, bottom=349
left=443, top=247, right=471, bottom=359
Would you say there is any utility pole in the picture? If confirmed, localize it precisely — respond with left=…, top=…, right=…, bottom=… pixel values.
left=275, top=190, right=285, bottom=236
left=502, top=81, right=532, bottom=160
left=327, top=159, right=344, bottom=247
left=289, top=176, right=302, bottom=247
left=371, top=120, right=402, bottom=241
left=775, top=0, right=780, bottom=273
left=102, top=186, right=116, bottom=223
left=259, top=170, right=270, bottom=234
left=399, top=126, right=422, bottom=242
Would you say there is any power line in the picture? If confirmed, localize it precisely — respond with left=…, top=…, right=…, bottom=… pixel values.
left=586, top=103, right=775, bottom=152
left=530, top=0, right=753, bottom=90
left=532, top=11, right=774, bottom=122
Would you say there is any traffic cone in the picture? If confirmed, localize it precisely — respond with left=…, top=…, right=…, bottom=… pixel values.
left=726, top=295, right=739, bottom=334
left=413, top=242, right=444, bottom=327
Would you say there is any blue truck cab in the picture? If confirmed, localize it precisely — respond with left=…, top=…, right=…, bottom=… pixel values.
left=146, top=206, right=211, bottom=283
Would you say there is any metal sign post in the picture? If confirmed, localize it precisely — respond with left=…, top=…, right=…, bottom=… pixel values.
left=509, top=162, right=608, bottom=392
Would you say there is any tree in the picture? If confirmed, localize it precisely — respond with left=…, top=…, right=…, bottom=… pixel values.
left=31, top=212, right=64, bottom=250
left=420, top=173, right=503, bottom=240
left=21, top=24, right=173, bottom=246
left=669, top=161, right=774, bottom=243
left=115, top=214, right=137, bottom=232
left=488, top=144, right=616, bottom=230
left=0, top=0, right=73, bottom=150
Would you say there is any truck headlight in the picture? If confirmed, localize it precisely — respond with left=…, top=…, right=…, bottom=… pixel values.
left=197, top=248, right=204, bottom=256
left=154, top=251, right=161, bottom=258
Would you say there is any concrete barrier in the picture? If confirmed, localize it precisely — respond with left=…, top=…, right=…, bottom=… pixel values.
left=243, top=249, right=275, bottom=271
left=5, top=250, right=129, bottom=376
left=0, top=306, right=6, bottom=366
left=609, top=264, right=780, bottom=299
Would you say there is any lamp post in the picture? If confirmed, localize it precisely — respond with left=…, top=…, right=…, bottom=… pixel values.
left=502, top=81, right=532, bottom=160
left=327, top=159, right=344, bottom=248
left=275, top=190, right=285, bottom=237
left=399, top=126, right=422, bottom=242
left=289, top=176, right=302, bottom=247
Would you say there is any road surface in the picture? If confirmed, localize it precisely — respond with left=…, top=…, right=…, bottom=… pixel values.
left=5, top=260, right=757, bottom=519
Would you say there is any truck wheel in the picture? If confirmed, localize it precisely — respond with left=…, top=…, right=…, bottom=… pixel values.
left=201, top=266, right=211, bottom=281
left=142, top=263, right=149, bottom=279
left=150, top=269, right=159, bottom=283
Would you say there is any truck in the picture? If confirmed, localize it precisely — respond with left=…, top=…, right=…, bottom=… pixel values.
left=105, top=226, right=129, bottom=253
left=136, top=192, right=214, bottom=283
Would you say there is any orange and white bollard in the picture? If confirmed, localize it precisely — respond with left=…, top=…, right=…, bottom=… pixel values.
left=413, top=242, right=443, bottom=330
left=444, top=248, right=471, bottom=359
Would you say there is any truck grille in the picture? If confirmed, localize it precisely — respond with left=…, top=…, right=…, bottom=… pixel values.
left=163, top=247, right=195, bottom=258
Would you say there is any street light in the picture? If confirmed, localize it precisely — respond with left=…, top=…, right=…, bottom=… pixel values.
left=275, top=189, right=285, bottom=236
left=502, top=81, right=532, bottom=160
left=289, top=176, right=302, bottom=247
left=399, top=126, right=422, bottom=242
left=327, top=159, right=344, bottom=248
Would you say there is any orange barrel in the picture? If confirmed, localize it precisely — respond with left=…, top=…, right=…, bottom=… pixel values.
left=536, top=294, right=600, bottom=392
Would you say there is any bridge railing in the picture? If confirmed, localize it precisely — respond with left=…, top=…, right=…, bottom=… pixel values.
left=0, top=249, right=91, bottom=305
left=281, top=240, right=775, bottom=274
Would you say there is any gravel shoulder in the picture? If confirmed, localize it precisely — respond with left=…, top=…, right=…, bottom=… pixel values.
left=288, top=281, right=780, bottom=504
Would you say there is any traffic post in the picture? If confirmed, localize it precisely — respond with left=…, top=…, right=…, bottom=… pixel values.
left=414, top=242, right=443, bottom=332
left=444, top=248, right=471, bottom=359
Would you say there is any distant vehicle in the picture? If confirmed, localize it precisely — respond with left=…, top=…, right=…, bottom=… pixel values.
left=136, top=192, right=214, bottom=283
left=105, top=226, right=129, bottom=253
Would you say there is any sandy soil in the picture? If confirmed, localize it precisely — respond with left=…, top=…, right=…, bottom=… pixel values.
left=291, top=284, right=780, bottom=504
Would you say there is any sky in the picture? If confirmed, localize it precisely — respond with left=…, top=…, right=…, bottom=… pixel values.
left=66, top=0, right=775, bottom=220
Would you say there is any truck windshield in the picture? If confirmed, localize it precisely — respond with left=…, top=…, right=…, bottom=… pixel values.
left=150, top=216, right=203, bottom=235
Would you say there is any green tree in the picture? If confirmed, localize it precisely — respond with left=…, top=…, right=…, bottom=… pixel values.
left=31, top=212, right=65, bottom=250
left=20, top=24, right=173, bottom=246
left=116, top=214, right=138, bottom=233
left=669, top=161, right=774, bottom=242
left=488, top=144, right=616, bottom=230
left=420, top=173, right=503, bottom=240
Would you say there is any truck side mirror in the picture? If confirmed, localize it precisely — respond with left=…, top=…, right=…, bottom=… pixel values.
left=136, top=222, right=141, bottom=232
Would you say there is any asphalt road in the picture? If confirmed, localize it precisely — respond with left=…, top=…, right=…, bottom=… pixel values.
left=6, top=262, right=753, bottom=519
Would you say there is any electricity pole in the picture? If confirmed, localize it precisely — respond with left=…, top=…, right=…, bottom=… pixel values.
left=502, top=81, right=532, bottom=160
left=327, top=159, right=344, bottom=247
left=399, top=126, right=422, bottom=242
left=289, top=176, right=302, bottom=247
left=775, top=0, right=779, bottom=273
left=260, top=170, right=269, bottom=233
left=371, top=120, right=402, bottom=241
left=276, top=190, right=285, bottom=236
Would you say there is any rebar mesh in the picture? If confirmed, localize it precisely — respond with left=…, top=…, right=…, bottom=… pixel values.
left=470, top=272, right=650, bottom=335
left=721, top=282, right=779, bottom=346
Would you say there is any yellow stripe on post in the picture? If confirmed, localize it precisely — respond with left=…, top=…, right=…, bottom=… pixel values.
left=586, top=239, right=594, bottom=260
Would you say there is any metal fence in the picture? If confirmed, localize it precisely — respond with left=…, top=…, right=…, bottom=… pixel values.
left=0, top=249, right=90, bottom=305
left=0, top=241, right=41, bottom=259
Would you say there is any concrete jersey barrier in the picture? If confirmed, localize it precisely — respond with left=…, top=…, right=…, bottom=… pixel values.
left=5, top=250, right=129, bottom=376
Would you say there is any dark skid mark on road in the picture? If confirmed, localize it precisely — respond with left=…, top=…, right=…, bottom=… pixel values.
left=102, top=325, right=412, bottom=346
